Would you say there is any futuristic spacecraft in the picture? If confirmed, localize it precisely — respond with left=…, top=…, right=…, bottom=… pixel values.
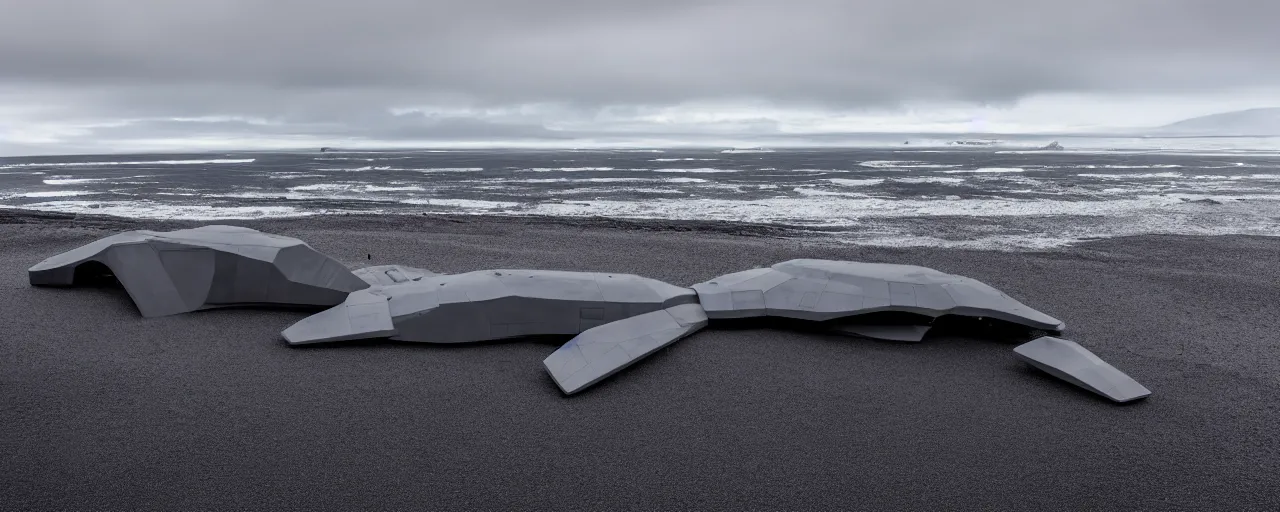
left=30, top=225, right=1151, bottom=403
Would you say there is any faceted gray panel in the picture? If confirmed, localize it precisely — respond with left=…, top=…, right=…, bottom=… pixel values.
left=1014, top=336, right=1151, bottom=403
left=691, top=259, right=1065, bottom=331
left=279, top=288, right=397, bottom=344
left=830, top=323, right=932, bottom=342
left=352, top=265, right=438, bottom=286
left=544, top=303, right=709, bottom=395
left=282, top=269, right=699, bottom=345
left=28, top=225, right=370, bottom=317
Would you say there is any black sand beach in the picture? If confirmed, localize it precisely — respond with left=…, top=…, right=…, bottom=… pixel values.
left=2, top=210, right=1278, bottom=510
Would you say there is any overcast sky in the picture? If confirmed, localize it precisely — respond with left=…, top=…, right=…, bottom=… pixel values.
left=1, top=0, right=1278, bottom=154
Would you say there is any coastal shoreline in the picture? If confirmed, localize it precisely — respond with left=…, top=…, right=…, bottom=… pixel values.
left=2, top=208, right=1278, bottom=510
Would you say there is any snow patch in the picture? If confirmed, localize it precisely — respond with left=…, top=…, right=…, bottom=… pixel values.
left=860, top=160, right=962, bottom=169
left=523, top=167, right=616, bottom=172
left=401, top=198, right=520, bottom=209
left=652, top=168, right=737, bottom=174
left=942, top=167, right=1026, bottom=174
left=828, top=178, right=886, bottom=187
left=0, top=158, right=254, bottom=169
left=20, top=190, right=98, bottom=198
left=2, top=201, right=317, bottom=220
left=891, top=177, right=966, bottom=184
left=1076, top=172, right=1183, bottom=179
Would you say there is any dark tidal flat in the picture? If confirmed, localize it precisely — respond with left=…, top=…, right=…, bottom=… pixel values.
left=2, top=210, right=1279, bottom=511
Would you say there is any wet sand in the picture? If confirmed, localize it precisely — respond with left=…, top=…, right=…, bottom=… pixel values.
left=2, top=210, right=1278, bottom=510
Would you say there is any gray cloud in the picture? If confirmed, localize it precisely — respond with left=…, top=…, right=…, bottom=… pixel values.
left=1, top=0, right=1278, bottom=153
left=104, top=114, right=570, bottom=141
left=3, top=0, right=1278, bottom=105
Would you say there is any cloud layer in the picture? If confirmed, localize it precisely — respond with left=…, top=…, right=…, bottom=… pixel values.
left=1, top=0, right=1278, bottom=153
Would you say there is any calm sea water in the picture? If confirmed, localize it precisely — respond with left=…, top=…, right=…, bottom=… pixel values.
left=3, top=147, right=1279, bottom=249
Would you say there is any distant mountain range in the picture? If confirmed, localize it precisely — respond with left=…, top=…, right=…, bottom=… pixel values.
left=1148, top=107, right=1280, bottom=136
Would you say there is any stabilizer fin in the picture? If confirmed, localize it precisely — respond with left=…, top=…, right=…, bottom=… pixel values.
left=545, top=303, right=708, bottom=395
left=1014, top=336, right=1151, bottom=403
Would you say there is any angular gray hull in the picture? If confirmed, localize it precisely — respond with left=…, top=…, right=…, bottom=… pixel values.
left=28, top=225, right=370, bottom=317
left=283, top=269, right=699, bottom=345
left=692, top=259, right=1065, bottom=331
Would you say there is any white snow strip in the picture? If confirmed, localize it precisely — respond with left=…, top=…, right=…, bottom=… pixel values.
left=942, top=167, right=1025, bottom=174
left=0, top=159, right=254, bottom=169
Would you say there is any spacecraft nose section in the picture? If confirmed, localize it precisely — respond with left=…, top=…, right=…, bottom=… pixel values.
left=282, top=291, right=397, bottom=345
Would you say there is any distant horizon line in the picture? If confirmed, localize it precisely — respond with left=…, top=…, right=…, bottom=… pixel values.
left=6, top=133, right=1280, bottom=159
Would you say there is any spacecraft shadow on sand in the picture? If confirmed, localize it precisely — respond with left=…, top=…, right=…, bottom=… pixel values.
left=29, top=225, right=1152, bottom=403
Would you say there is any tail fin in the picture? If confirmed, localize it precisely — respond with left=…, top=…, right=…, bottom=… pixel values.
left=1014, top=336, right=1150, bottom=402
